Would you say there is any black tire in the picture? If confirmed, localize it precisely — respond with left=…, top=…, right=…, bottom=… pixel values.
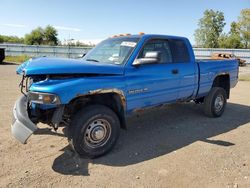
left=203, top=87, right=227, bottom=117
left=68, top=104, right=120, bottom=158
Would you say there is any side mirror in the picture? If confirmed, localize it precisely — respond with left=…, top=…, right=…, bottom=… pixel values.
left=133, top=51, right=161, bottom=66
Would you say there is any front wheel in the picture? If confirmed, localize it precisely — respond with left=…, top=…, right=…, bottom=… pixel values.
left=203, top=87, right=227, bottom=117
left=68, top=105, right=120, bottom=158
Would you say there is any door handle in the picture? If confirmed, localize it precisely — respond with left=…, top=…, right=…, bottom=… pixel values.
left=172, top=69, right=179, bottom=74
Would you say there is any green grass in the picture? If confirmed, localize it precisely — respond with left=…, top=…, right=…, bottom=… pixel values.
left=239, top=76, right=250, bottom=81
left=3, top=55, right=31, bottom=64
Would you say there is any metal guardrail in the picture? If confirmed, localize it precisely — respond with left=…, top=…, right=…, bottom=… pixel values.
left=0, top=44, right=250, bottom=63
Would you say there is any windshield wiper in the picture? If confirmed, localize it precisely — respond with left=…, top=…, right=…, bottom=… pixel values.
left=86, top=58, right=99, bottom=62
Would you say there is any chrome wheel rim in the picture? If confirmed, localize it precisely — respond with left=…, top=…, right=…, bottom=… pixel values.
left=214, top=95, right=224, bottom=113
left=84, top=119, right=111, bottom=148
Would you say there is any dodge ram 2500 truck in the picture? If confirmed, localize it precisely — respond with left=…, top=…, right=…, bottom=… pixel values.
left=12, top=34, right=239, bottom=158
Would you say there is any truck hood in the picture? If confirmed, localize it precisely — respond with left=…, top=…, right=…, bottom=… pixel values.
left=16, top=57, right=124, bottom=76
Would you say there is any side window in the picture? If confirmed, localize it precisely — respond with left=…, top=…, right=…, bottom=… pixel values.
left=169, top=39, right=190, bottom=63
left=138, top=39, right=172, bottom=63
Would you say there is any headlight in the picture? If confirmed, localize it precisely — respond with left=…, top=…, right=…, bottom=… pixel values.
left=28, top=92, right=61, bottom=104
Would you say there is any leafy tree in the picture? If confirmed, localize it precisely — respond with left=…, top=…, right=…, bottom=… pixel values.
left=194, top=9, right=226, bottom=48
left=218, top=22, right=243, bottom=48
left=24, top=27, right=44, bottom=45
left=218, top=33, right=229, bottom=48
left=0, top=35, right=24, bottom=43
left=238, top=9, right=250, bottom=48
left=24, top=25, right=59, bottom=45
left=44, top=25, right=58, bottom=45
left=0, top=35, right=4, bottom=43
left=230, top=21, right=240, bottom=35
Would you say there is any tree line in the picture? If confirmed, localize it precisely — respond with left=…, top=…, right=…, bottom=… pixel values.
left=0, top=25, right=93, bottom=47
left=194, top=8, right=250, bottom=49
left=0, top=25, right=58, bottom=45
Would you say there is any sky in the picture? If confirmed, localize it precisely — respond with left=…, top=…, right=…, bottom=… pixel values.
left=0, top=0, right=249, bottom=45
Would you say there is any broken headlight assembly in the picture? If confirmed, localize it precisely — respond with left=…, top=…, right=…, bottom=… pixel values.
left=28, top=92, right=61, bottom=105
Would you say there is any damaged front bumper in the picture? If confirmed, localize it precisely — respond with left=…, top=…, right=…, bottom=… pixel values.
left=11, top=96, right=37, bottom=144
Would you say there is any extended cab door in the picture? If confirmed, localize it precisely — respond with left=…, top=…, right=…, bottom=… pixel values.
left=125, top=38, right=181, bottom=112
left=168, top=39, right=198, bottom=100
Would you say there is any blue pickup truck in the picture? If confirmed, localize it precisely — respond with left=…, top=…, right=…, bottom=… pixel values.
left=12, top=34, right=239, bottom=158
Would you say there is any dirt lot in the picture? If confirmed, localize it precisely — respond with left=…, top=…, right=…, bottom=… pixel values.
left=0, top=64, right=250, bottom=188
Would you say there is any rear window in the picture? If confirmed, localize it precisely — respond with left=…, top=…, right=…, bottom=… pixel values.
left=169, top=39, right=190, bottom=63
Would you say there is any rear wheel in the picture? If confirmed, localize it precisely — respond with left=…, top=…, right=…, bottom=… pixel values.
left=203, top=87, right=227, bottom=117
left=68, top=105, right=120, bottom=158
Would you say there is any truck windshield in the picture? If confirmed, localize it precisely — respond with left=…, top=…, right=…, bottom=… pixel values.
left=83, top=37, right=139, bottom=65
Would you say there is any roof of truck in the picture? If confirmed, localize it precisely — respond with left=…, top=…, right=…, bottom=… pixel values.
left=111, top=33, right=188, bottom=40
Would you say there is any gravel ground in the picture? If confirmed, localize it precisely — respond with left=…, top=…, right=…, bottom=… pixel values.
left=239, top=65, right=250, bottom=77
left=0, top=64, right=250, bottom=188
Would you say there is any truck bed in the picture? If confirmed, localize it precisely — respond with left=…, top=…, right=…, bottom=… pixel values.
left=196, top=59, right=238, bottom=98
